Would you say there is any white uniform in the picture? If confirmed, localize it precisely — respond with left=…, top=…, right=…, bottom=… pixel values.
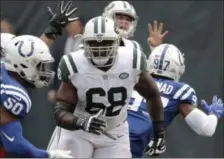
left=47, top=45, right=148, bottom=158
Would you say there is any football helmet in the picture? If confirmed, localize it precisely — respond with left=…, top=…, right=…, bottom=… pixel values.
left=1, top=33, right=16, bottom=57
left=82, top=16, right=120, bottom=67
left=102, top=1, right=138, bottom=38
left=4, top=35, right=55, bottom=88
left=148, top=44, right=185, bottom=81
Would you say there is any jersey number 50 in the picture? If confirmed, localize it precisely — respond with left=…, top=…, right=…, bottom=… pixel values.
left=86, top=87, right=127, bottom=117
left=4, top=97, right=23, bottom=115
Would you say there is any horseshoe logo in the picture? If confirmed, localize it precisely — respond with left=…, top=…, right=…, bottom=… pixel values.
left=18, top=40, right=35, bottom=57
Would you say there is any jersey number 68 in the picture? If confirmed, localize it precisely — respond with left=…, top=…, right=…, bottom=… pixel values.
left=86, top=87, right=127, bottom=117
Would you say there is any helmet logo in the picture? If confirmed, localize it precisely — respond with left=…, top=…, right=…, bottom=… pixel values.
left=17, top=40, right=35, bottom=57
left=96, top=34, right=103, bottom=42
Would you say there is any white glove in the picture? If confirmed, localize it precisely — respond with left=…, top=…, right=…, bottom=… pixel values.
left=48, top=150, right=73, bottom=158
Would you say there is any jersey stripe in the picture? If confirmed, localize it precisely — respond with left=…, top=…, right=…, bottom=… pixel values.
left=140, top=52, right=148, bottom=72
left=132, top=41, right=141, bottom=51
left=136, top=49, right=141, bottom=70
left=158, top=44, right=169, bottom=71
left=132, top=48, right=137, bottom=69
left=67, top=54, right=77, bottom=73
left=64, top=55, right=75, bottom=75
left=0, top=90, right=30, bottom=113
left=180, top=87, right=195, bottom=100
left=173, top=84, right=189, bottom=99
left=1, top=84, right=31, bottom=107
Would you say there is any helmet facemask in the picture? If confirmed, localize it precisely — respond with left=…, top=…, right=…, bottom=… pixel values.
left=34, top=60, right=55, bottom=88
left=84, top=38, right=119, bottom=67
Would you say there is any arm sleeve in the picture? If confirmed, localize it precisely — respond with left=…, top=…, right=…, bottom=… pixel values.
left=0, top=121, right=48, bottom=158
left=53, top=102, right=79, bottom=130
left=185, top=108, right=218, bottom=137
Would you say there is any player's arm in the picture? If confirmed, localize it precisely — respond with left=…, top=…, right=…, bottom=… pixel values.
left=0, top=119, right=49, bottom=158
left=178, top=87, right=223, bottom=137
left=40, top=1, right=79, bottom=47
left=0, top=87, right=71, bottom=158
left=133, top=51, right=164, bottom=135
left=53, top=55, right=106, bottom=134
left=0, top=95, right=49, bottom=157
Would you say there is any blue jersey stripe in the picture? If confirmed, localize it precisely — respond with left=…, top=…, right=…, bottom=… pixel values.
left=158, top=44, right=169, bottom=71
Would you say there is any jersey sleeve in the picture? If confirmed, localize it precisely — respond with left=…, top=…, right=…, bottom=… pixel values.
left=132, top=47, right=149, bottom=73
left=0, top=84, right=32, bottom=118
left=173, top=83, right=197, bottom=106
left=132, top=40, right=143, bottom=52
left=57, top=54, right=78, bottom=81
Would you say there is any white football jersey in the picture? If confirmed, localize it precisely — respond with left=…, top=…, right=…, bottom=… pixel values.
left=58, top=46, right=148, bottom=130
left=122, top=38, right=142, bottom=52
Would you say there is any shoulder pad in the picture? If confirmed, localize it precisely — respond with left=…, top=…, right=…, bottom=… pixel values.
left=131, top=40, right=143, bottom=51
left=58, top=53, right=78, bottom=81
left=172, top=82, right=197, bottom=105
left=132, top=47, right=148, bottom=73
left=1, top=83, right=31, bottom=118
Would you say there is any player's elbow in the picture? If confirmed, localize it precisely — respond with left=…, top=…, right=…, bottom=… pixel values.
left=185, top=108, right=218, bottom=137
left=199, top=115, right=218, bottom=137
left=200, top=124, right=215, bottom=137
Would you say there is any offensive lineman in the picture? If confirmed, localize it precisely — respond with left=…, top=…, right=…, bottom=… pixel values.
left=128, top=44, right=224, bottom=157
left=0, top=35, right=73, bottom=158
left=49, top=16, right=165, bottom=158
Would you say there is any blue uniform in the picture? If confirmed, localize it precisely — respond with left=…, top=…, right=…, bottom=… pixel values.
left=127, top=77, right=197, bottom=157
left=0, top=64, right=48, bottom=157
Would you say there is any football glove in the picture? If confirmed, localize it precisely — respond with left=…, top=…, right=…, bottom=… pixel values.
left=201, top=95, right=224, bottom=119
left=75, top=109, right=107, bottom=135
left=45, top=0, right=79, bottom=40
left=143, top=131, right=166, bottom=156
left=143, top=121, right=166, bottom=157
left=48, top=150, right=73, bottom=158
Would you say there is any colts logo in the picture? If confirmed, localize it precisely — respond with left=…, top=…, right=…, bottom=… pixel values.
left=17, top=40, right=35, bottom=57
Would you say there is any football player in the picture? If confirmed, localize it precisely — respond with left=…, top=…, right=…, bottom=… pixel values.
left=102, top=1, right=168, bottom=54
left=127, top=44, right=224, bottom=157
left=0, top=35, right=75, bottom=158
left=48, top=16, right=165, bottom=158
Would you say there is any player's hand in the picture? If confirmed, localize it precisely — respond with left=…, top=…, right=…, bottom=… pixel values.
left=76, top=109, right=107, bottom=135
left=143, top=131, right=166, bottom=156
left=147, top=21, right=168, bottom=47
left=48, top=150, right=73, bottom=158
left=201, top=96, right=224, bottom=119
left=45, top=1, right=79, bottom=39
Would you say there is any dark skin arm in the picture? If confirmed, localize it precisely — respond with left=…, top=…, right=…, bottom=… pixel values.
left=134, top=72, right=164, bottom=134
left=0, top=107, right=17, bottom=125
left=179, top=103, right=195, bottom=118
left=53, top=81, right=79, bottom=130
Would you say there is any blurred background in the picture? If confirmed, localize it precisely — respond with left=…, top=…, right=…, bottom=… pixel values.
left=1, top=0, right=223, bottom=157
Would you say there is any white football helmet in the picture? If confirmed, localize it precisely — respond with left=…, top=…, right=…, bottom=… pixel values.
left=82, top=16, right=120, bottom=67
left=148, top=44, right=185, bottom=81
left=102, top=1, right=138, bottom=38
left=4, top=35, right=55, bottom=88
left=1, top=33, right=16, bottom=57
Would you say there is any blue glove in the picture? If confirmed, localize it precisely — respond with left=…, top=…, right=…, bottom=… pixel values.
left=201, top=96, right=224, bottom=119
